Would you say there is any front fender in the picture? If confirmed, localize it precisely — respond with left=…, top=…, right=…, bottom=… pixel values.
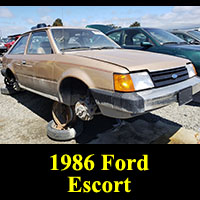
left=57, top=68, right=95, bottom=91
left=178, top=51, right=200, bottom=76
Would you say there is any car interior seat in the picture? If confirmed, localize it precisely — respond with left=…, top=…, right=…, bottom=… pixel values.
left=125, top=35, right=134, bottom=45
left=37, top=41, right=52, bottom=54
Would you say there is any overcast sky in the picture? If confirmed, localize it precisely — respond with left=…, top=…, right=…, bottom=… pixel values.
left=0, top=6, right=200, bottom=37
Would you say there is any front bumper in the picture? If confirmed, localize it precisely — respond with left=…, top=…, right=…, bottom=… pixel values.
left=90, top=76, right=200, bottom=119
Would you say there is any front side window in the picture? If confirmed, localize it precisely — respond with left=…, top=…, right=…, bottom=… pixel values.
left=122, top=29, right=150, bottom=46
left=9, top=35, right=28, bottom=55
left=51, top=28, right=120, bottom=51
left=27, top=31, right=53, bottom=54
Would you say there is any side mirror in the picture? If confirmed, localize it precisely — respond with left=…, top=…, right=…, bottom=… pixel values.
left=141, top=41, right=153, bottom=48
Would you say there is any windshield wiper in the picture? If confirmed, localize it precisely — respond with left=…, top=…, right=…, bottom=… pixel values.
left=165, top=41, right=188, bottom=45
left=60, top=46, right=91, bottom=51
left=91, top=46, right=120, bottom=50
left=162, top=42, right=179, bottom=45
left=60, top=46, right=121, bottom=51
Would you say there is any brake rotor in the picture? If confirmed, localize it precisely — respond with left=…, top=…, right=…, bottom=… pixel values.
left=75, top=97, right=97, bottom=121
left=52, top=102, right=74, bottom=130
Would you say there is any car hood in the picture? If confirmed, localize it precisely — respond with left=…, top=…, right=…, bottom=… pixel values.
left=69, top=49, right=189, bottom=72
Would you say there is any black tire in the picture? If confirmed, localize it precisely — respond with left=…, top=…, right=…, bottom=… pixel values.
left=4, top=77, right=14, bottom=87
left=0, top=87, right=18, bottom=95
left=47, top=119, right=84, bottom=141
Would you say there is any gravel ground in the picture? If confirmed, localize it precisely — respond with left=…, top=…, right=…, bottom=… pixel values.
left=152, top=99, right=200, bottom=133
left=0, top=62, right=200, bottom=144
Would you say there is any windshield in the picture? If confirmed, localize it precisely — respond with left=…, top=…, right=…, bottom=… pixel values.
left=51, top=28, right=120, bottom=51
left=144, top=28, right=186, bottom=45
left=188, top=31, right=200, bottom=40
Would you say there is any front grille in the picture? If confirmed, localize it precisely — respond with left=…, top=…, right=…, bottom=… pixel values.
left=150, top=66, right=189, bottom=88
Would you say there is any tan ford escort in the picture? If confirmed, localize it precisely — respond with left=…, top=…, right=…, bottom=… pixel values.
left=1, top=26, right=200, bottom=139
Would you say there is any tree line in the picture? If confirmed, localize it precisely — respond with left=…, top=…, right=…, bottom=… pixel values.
left=52, top=18, right=141, bottom=28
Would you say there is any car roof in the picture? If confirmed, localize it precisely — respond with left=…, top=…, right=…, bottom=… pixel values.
left=106, top=27, right=162, bottom=34
left=22, top=26, right=99, bottom=36
left=171, top=29, right=200, bottom=33
left=170, top=30, right=190, bottom=33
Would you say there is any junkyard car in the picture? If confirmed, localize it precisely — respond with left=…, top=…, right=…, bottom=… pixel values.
left=105, top=27, right=200, bottom=75
left=1, top=26, right=200, bottom=138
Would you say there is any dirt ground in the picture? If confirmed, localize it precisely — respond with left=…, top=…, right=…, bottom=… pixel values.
left=0, top=63, right=200, bottom=144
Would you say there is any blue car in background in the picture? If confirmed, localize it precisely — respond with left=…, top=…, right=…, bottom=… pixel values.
left=87, top=25, right=200, bottom=75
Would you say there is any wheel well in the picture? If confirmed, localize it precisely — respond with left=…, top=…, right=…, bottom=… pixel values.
left=59, top=77, right=89, bottom=106
left=5, top=68, right=15, bottom=80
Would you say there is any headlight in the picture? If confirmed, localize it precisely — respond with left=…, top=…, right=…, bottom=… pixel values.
left=130, top=71, right=154, bottom=91
left=186, top=63, right=197, bottom=78
left=113, top=71, right=154, bottom=92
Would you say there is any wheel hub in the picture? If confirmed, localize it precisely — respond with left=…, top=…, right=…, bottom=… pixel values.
left=75, top=97, right=97, bottom=121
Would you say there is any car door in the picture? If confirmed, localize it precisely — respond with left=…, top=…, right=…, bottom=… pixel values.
left=5, top=34, right=29, bottom=83
left=24, top=30, right=57, bottom=96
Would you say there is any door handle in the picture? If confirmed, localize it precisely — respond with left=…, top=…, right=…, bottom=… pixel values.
left=22, top=60, right=26, bottom=65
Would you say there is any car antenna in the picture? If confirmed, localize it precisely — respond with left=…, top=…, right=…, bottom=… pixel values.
left=61, top=7, right=64, bottom=55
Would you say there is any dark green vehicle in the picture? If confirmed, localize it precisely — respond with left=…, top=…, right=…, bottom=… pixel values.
left=104, top=27, right=200, bottom=75
left=86, top=24, right=114, bottom=34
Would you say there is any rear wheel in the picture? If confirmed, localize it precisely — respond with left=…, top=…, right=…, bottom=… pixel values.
left=4, top=77, right=15, bottom=88
left=1, top=77, right=20, bottom=95
left=1, top=74, right=21, bottom=95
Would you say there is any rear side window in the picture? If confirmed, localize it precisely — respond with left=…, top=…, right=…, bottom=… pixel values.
left=108, top=31, right=122, bottom=44
left=9, top=35, right=29, bottom=55
left=173, top=33, right=185, bottom=40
